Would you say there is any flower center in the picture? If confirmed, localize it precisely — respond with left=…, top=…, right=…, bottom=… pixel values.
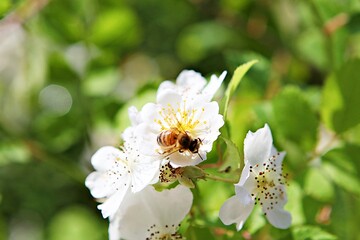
left=155, top=100, right=205, bottom=133
left=146, top=223, right=183, bottom=240
left=159, top=162, right=183, bottom=183
left=249, top=153, right=288, bottom=213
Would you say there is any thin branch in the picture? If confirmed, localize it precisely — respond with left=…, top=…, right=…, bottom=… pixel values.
left=205, top=173, right=238, bottom=184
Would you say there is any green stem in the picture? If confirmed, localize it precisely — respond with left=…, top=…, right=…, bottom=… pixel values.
left=205, top=174, right=238, bottom=184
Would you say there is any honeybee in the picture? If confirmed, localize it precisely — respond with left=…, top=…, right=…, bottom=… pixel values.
left=157, top=127, right=203, bottom=159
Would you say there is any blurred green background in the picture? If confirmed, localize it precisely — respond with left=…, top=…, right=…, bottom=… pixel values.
left=1, top=0, right=360, bottom=239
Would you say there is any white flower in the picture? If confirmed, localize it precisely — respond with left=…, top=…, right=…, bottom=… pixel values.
left=136, top=89, right=224, bottom=167
left=109, top=185, right=193, bottom=240
left=158, top=70, right=227, bottom=102
left=85, top=127, right=161, bottom=218
left=219, top=124, right=291, bottom=230
left=128, top=106, right=142, bottom=127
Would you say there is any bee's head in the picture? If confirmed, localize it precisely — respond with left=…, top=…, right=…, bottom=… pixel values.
left=179, top=134, right=191, bottom=148
left=189, top=138, right=201, bottom=153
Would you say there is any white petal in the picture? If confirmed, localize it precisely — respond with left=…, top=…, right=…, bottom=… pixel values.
left=192, top=101, right=223, bottom=137
left=157, top=80, right=176, bottom=95
left=113, top=185, right=193, bottom=239
left=90, top=146, right=122, bottom=172
left=265, top=208, right=292, bottom=229
left=244, top=124, right=273, bottom=166
left=85, top=171, right=113, bottom=199
left=121, top=126, right=135, bottom=143
left=98, top=185, right=130, bottom=219
left=234, top=186, right=255, bottom=206
left=237, top=165, right=256, bottom=197
left=168, top=151, right=205, bottom=167
left=131, top=159, right=161, bottom=192
left=147, top=185, right=193, bottom=224
left=139, top=103, right=162, bottom=130
left=271, top=184, right=288, bottom=208
left=270, top=146, right=286, bottom=172
left=219, top=187, right=254, bottom=231
left=128, top=106, right=142, bottom=126
left=156, top=89, right=182, bottom=107
left=202, top=71, right=226, bottom=101
left=238, top=163, right=250, bottom=186
left=108, top=216, right=121, bottom=240
left=176, top=70, right=207, bottom=90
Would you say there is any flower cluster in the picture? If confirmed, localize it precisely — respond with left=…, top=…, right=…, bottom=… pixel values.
left=136, top=70, right=226, bottom=167
left=219, top=124, right=291, bottom=230
left=85, top=69, right=292, bottom=239
left=85, top=70, right=226, bottom=239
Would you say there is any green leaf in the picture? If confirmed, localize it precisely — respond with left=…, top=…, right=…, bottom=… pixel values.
left=48, top=206, right=106, bottom=240
left=286, top=181, right=305, bottom=225
left=0, top=215, right=7, bottom=240
left=292, top=225, right=338, bottom=240
left=182, top=166, right=206, bottom=179
left=295, top=29, right=327, bottom=70
left=90, top=8, right=141, bottom=48
left=247, top=205, right=266, bottom=234
left=0, top=141, right=30, bottom=166
left=177, top=175, right=195, bottom=188
left=220, top=136, right=242, bottom=172
left=323, top=162, right=360, bottom=196
left=304, top=167, right=334, bottom=202
left=222, top=60, right=258, bottom=120
left=115, top=89, right=156, bottom=132
left=185, top=226, right=216, bottom=240
left=321, top=146, right=360, bottom=196
left=177, top=21, right=236, bottom=64
left=272, top=86, right=318, bottom=151
left=83, top=68, right=120, bottom=97
left=0, top=0, right=10, bottom=16
left=196, top=178, right=233, bottom=221
left=321, top=59, right=360, bottom=133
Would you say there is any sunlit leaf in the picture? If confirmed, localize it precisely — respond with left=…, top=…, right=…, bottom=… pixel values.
left=272, top=86, right=318, bottom=151
left=321, top=145, right=360, bottom=196
left=182, top=166, right=206, bottom=179
left=222, top=60, right=258, bottom=119
left=247, top=205, right=266, bottom=234
left=292, top=225, right=338, bottom=240
left=220, top=136, right=242, bottom=172
left=83, top=68, right=120, bottom=97
left=0, top=0, right=10, bottom=16
left=286, top=181, right=306, bottom=225
left=178, top=175, right=195, bottom=188
left=196, top=178, right=233, bottom=221
left=115, top=89, right=156, bottom=132
left=48, top=206, right=106, bottom=240
left=177, top=22, right=236, bottom=63
left=185, top=226, right=216, bottom=240
left=304, top=167, right=334, bottom=202
left=0, top=141, right=30, bottom=166
left=321, top=59, right=360, bottom=133
left=323, top=162, right=360, bottom=196
left=295, top=29, right=327, bottom=70
left=90, top=8, right=141, bottom=48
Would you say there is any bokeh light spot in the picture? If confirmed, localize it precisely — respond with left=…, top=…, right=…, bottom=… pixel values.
left=39, top=84, right=72, bottom=116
